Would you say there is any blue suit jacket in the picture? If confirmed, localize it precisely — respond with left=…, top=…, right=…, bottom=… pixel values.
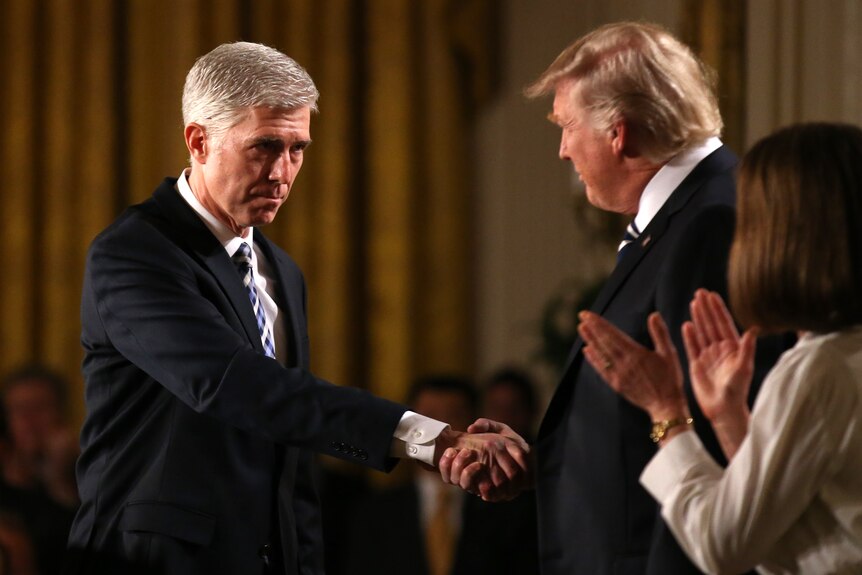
left=535, top=146, right=787, bottom=575
left=67, top=178, right=406, bottom=575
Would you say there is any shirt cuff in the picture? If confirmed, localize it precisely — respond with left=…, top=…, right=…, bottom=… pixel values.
left=389, top=411, right=450, bottom=466
left=640, top=429, right=715, bottom=503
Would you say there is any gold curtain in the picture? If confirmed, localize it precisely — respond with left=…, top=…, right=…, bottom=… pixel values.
left=0, top=0, right=496, bottom=428
left=682, top=0, right=747, bottom=153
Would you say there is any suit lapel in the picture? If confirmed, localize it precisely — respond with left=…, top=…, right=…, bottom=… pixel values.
left=151, top=180, right=266, bottom=354
left=540, top=146, right=737, bottom=438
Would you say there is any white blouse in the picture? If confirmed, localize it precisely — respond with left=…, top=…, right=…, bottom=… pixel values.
left=641, top=328, right=862, bottom=574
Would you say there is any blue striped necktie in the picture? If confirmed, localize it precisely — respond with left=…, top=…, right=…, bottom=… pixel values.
left=617, top=220, right=640, bottom=262
left=232, top=243, right=276, bottom=358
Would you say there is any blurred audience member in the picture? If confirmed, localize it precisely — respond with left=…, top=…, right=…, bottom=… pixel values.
left=482, top=367, right=538, bottom=442
left=349, top=374, right=539, bottom=575
left=0, top=512, right=38, bottom=575
left=0, top=366, right=78, bottom=575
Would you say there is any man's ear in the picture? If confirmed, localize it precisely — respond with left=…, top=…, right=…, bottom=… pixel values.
left=610, top=119, right=628, bottom=158
left=184, top=123, right=209, bottom=164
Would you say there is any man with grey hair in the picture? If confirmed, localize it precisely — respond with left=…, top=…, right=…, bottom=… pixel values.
left=441, top=22, right=787, bottom=574
left=65, top=42, right=529, bottom=575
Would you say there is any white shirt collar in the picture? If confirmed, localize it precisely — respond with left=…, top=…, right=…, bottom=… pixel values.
left=633, top=137, right=723, bottom=233
left=176, top=168, right=253, bottom=258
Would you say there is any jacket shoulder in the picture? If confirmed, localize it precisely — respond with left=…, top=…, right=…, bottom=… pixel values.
left=90, top=179, right=178, bottom=248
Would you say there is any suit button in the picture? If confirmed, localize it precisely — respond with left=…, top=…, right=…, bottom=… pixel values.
left=258, top=543, right=272, bottom=566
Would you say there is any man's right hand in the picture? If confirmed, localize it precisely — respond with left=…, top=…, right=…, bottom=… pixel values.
left=435, top=420, right=533, bottom=502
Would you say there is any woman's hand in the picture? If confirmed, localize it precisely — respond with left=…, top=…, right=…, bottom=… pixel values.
left=578, top=310, right=689, bottom=424
left=682, top=290, right=756, bottom=459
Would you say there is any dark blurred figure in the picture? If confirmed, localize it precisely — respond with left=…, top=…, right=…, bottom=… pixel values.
left=317, top=458, right=370, bottom=575
left=0, top=366, right=78, bottom=575
left=0, top=512, right=38, bottom=575
left=349, top=375, right=539, bottom=575
left=482, top=367, right=539, bottom=443
left=0, top=513, right=39, bottom=575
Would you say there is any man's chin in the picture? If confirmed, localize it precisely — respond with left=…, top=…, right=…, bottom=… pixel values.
left=247, top=210, right=280, bottom=228
left=583, top=187, right=602, bottom=209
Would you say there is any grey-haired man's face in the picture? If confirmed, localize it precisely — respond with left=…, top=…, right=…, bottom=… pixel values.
left=189, top=106, right=312, bottom=236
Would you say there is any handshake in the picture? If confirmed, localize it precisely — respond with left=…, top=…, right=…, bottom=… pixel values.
left=433, top=419, right=534, bottom=502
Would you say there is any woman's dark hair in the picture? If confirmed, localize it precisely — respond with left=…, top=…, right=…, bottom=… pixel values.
left=730, top=122, right=862, bottom=333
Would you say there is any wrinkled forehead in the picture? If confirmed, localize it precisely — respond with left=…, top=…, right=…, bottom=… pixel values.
left=225, top=105, right=312, bottom=134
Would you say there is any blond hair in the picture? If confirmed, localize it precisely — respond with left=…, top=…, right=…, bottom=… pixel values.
left=526, top=22, right=722, bottom=163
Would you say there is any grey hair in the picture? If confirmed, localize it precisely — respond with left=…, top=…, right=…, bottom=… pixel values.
left=182, top=42, right=319, bottom=144
left=526, top=22, right=722, bottom=163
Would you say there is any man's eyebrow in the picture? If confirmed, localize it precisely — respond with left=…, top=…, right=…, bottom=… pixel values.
left=249, top=136, right=313, bottom=147
left=249, top=135, right=283, bottom=145
left=547, top=112, right=560, bottom=124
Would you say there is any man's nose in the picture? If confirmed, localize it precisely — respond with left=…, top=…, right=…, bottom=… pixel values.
left=558, top=136, right=569, bottom=160
left=269, top=152, right=292, bottom=184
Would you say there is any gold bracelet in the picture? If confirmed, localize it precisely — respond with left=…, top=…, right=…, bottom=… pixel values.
left=650, top=417, right=693, bottom=443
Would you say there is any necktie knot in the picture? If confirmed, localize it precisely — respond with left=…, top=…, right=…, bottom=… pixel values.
left=622, top=220, right=640, bottom=244
left=231, top=242, right=276, bottom=359
left=232, top=242, right=253, bottom=271
left=617, top=220, right=640, bottom=262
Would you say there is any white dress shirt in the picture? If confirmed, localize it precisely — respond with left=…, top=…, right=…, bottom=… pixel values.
left=633, top=137, right=723, bottom=233
left=177, top=169, right=447, bottom=465
left=177, top=170, right=289, bottom=363
left=641, top=328, right=862, bottom=574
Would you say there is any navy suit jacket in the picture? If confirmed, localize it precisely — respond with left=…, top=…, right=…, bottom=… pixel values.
left=535, top=146, right=787, bottom=575
left=66, top=178, right=406, bottom=575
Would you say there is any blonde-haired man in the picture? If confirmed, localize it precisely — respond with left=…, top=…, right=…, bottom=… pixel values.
left=444, top=22, right=788, bottom=574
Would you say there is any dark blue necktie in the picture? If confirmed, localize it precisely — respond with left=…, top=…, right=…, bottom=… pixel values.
left=232, top=243, right=276, bottom=358
left=617, top=220, right=640, bottom=262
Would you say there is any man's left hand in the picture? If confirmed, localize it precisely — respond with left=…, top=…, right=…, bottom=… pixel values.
left=435, top=421, right=533, bottom=502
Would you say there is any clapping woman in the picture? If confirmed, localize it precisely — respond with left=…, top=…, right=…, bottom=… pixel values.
left=578, top=123, right=862, bottom=574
